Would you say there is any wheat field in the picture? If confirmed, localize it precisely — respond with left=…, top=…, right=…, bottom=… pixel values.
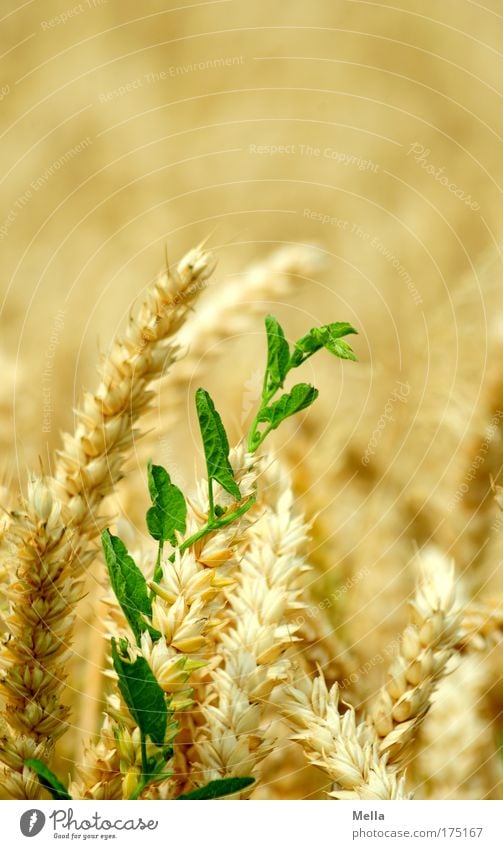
left=0, top=0, right=502, bottom=800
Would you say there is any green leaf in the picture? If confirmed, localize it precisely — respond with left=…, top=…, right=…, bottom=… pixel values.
left=25, top=759, right=72, bottom=800
left=146, top=461, right=187, bottom=546
left=258, top=383, right=319, bottom=432
left=178, top=776, right=255, bottom=800
left=265, top=314, right=290, bottom=392
left=196, top=388, right=241, bottom=501
left=111, top=638, right=168, bottom=746
left=290, top=322, right=357, bottom=368
left=102, top=530, right=161, bottom=645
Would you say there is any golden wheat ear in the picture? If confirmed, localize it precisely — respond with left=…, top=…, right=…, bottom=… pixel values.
left=192, top=455, right=311, bottom=794
left=367, top=547, right=462, bottom=766
left=0, top=245, right=215, bottom=799
left=276, top=671, right=410, bottom=800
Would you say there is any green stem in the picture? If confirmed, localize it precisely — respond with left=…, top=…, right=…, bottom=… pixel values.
left=179, top=493, right=256, bottom=555
left=207, top=478, right=215, bottom=523
left=247, top=411, right=261, bottom=452
left=129, top=778, right=147, bottom=801
left=151, top=498, right=256, bottom=579
left=140, top=731, right=148, bottom=778
left=248, top=408, right=273, bottom=452
left=248, top=422, right=275, bottom=452
left=129, top=732, right=150, bottom=800
left=247, top=384, right=278, bottom=452
left=152, top=540, right=164, bottom=585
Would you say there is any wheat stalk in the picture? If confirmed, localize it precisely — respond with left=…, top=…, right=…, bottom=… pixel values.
left=367, top=548, right=462, bottom=765
left=53, top=246, right=215, bottom=530
left=0, top=245, right=215, bottom=798
left=278, top=672, right=410, bottom=799
left=193, top=457, right=311, bottom=790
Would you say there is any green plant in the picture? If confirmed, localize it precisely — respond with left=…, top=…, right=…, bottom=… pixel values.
left=248, top=317, right=357, bottom=451
left=25, top=315, right=356, bottom=800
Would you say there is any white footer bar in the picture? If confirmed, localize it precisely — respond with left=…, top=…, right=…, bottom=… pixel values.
left=4, top=800, right=501, bottom=849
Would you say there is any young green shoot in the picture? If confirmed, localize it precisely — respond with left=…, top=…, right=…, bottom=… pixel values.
left=248, top=316, right=357, bottom=452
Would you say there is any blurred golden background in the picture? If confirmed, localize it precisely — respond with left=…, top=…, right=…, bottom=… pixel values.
left=1, top=0, right=502, bottom=798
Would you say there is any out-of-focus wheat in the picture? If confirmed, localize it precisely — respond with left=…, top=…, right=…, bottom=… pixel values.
left=0, top=352, right=20, bottom=503
left=161, top=244, right=325, bottom=419
left=281, top=419, right=358, bottom=689
left=368, top=549, right=462, bottom=765
left=457, top=599, right=503, bottom=652
left=455, top=331, right=503, bottom=571
left=414, top=655, right=501, bottom=799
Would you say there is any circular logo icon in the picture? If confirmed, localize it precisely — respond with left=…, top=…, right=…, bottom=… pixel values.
left=20, top=809, right=46, bottom=837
